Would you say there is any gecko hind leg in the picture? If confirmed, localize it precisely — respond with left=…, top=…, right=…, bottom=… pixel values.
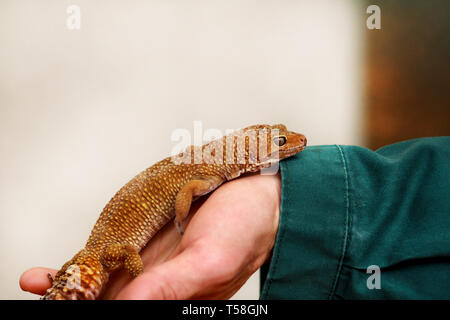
left=174, top=176, right=224, bottom=235
left=100, top=243, right=144, bottom=278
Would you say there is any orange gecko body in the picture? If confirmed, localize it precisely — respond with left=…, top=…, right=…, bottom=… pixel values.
left=42, top=124, right=306, bottom=300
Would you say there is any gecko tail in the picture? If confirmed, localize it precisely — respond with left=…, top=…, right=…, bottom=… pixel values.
left=42, top=252, right=107, bottom=300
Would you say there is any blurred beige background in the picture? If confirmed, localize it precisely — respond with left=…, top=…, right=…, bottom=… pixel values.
left=0, top=0, right=363, bottom=299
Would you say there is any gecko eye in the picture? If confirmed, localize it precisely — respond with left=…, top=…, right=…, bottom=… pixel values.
left=273, top=136, right=287, bottom=146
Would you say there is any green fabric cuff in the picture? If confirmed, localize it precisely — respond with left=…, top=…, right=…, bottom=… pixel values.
left=260, top=138, right=450, bottom=299
left=260, top=145, right=349, bottom=299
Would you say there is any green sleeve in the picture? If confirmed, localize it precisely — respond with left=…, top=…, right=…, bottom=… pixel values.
left=260, top=137, right=450, bottom=299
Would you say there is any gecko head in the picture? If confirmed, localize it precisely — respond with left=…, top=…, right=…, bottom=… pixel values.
left=267, top=124, right=307, bottom=159
left=240, top=124, right=307, bottom=167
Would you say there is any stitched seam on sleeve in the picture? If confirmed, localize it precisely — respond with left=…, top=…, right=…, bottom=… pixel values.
left=327, top=145, right=351, bottom=299
left=261, top=162, right=289, bottom=298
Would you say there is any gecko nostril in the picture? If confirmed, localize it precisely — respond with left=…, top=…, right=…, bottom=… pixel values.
left=300, top=136, right=307, bottom=146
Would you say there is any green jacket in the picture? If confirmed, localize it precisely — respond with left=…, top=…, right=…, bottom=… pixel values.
left=260, top=137, right=450, bottom=299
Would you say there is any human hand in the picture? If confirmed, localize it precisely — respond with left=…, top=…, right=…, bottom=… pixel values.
left=20, top=173, right=281, bottom=299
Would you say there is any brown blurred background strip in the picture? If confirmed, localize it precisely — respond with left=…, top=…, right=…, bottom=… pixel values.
left=364, top=0, right=450, bottom=149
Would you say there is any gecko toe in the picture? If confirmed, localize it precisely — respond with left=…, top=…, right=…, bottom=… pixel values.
left=47, top=273, right=54, bottom=284
left=175, top=220, right=184, bottom=235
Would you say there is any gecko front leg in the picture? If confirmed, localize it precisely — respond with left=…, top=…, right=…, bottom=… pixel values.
left=174, top=176, right=224, bottom=235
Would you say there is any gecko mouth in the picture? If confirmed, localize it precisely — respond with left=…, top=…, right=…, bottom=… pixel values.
left=279, top=144, right=306, bottom=158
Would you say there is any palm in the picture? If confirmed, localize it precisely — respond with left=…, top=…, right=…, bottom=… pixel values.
left=20, top=174, right=280, bottom=299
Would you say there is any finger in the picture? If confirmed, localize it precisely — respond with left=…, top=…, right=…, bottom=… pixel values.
left=20, top=267, right=57, bottom=295
left=115, top=247, right=201, bottom=299
left=115, top=244, right=232, bottom=300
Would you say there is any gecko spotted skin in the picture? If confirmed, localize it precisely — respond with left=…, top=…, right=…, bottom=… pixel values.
left=42, top=124, right=307, bottom=300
